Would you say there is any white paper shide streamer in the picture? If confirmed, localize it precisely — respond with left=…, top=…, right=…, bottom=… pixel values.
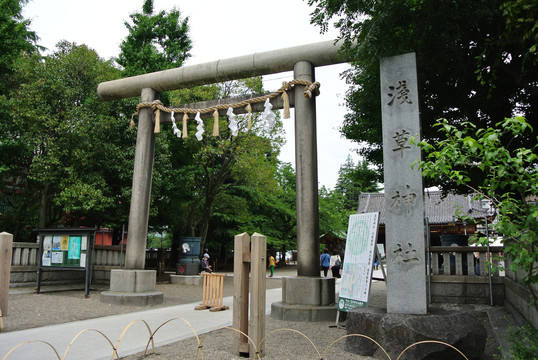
left=170, top=111, right=181, bottom=138
left=227, top=107, right=238, bottom=136
left=263, top=98, right=276, bottom=129
left=195, top=112, right=204, bottom=141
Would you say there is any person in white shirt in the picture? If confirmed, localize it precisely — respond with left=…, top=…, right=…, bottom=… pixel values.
left=329, top=250, right=342, bottom=278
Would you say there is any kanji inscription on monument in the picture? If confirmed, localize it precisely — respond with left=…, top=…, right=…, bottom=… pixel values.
left=380, top=52, right=427, bottom=314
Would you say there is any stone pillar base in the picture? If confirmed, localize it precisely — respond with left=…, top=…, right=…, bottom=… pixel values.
left=100, top=269, right=163, bottom=306
left=346, top=305, right=486, bottom=359
left=270, top=277, right=337, bottom=322
left=170, top=275, right=202, bottom=286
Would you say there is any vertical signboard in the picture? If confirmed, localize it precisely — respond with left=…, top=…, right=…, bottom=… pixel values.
left=337, top=212, right=379, bottom=312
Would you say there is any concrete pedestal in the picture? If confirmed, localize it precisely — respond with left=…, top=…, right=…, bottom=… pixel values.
left=101, top=269, right=163, bottom=306
left=271, top=277, right=337, bottom=322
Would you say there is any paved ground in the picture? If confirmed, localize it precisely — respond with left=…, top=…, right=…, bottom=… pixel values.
left=1, top=266, right=504, bottom=359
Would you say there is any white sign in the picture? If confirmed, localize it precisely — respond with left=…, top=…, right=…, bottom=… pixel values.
left=338, top=212, right=379, bottom=311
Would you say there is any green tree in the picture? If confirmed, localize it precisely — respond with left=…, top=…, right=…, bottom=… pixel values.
left=4, top=42, right=128, bottom=238
left=234, top=161, right=297, bottom=261
left=172, top=78, right=286, bottom=257
left=0, top=0, right=41, bottom=94
left=114, top=0, right=194, bottom=258
left=416, top=117, right=538, bottom=311
left=318, top=185, right=347, bottom=237
left=334, top=155, right=381, bottom=211
left=116, top=0, right=191, bottom=77
left=308, top=0, right=537, bottom=178
left=0, top=0, right=42, bottom=239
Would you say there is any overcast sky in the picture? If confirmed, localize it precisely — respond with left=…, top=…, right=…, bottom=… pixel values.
left=23, top=0, right=359, bottom=189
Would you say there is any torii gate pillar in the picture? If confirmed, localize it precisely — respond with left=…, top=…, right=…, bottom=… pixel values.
left=294, top=61, right=320, bottom=277
left=101, top=87, right=164, bottom=306
left=125, top=87, right=158, bottom=270
left=271, top=61, right=336, bottom=322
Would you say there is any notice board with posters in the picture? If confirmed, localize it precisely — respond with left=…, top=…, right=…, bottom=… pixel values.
left=337, top=212, right=380, bottom=312
left=36, top=228, right=96, bottom=297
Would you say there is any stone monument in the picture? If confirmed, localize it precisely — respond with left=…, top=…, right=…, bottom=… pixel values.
left=346, top=52, right=486, bottom=359
left=380, top=52, right=427, bottom=314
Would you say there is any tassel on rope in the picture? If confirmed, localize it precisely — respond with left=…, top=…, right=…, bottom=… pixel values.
left=154, top=109, right=161, bottom=133
left=182, top=113, right=188, bottom=138
left=130, top=114, right=135, bottom=128
left=245, top=104, right=252, bottom=131
left=212, top=110, right=219, bottom=136
left=281, top=82, right=291, bottom=119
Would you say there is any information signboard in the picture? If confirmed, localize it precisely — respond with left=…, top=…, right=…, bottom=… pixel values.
left=37, top=228, right=95, bottom=297
left=337, top=212, right=380, bottom=312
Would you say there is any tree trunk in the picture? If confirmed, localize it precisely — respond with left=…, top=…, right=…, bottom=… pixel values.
left=197, top=203, right=212, bottom=258
left=39, top=184, right=49, bottom=229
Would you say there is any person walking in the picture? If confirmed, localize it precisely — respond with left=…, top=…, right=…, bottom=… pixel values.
left=320, top=249, right=331, bottom=277
left=330, top=250, right=342, bottom=278
left=268, top=255, right=275, bottom=277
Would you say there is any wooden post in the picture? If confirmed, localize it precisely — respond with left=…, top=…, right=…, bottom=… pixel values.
left=249, top=233, right=267, bottom=358
left=0, top=232, right=13, bottom=316
left=232, top=233, right=251, bottom=355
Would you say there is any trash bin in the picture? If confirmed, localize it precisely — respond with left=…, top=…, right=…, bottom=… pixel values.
left=176, top=237, right=201, bottom=275
left=441, top=234, right=469, bottom=275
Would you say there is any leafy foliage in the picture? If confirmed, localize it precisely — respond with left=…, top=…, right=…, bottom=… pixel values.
left=416, top=117, right=538, bottom=311
left=0, top=0, right=41, bottom=94
left=3, top=42, right=130, bottom=235
left=308, top=0, right=537, bottom=183
left=506, top=323, right=538, bottom=360
left=335, top=155, right=381, bottom=211
left=116, top=0, right=191, bottom=77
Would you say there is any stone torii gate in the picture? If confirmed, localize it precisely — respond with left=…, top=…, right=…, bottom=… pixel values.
left=98, top=40, right=352, bottom=312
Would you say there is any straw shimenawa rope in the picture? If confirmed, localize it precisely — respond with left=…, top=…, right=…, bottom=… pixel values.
left=129, top=79, right=320, bottom=135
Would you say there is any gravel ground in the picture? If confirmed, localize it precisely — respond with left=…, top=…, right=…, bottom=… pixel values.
left=3, top=268, right=500, bottom=359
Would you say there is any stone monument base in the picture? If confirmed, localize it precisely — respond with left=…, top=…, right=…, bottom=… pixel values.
left=100, top=269, right=163, bottom=306
left=271, top=277, right=337, bottom=322
left=170, top=274, right=202, bottom=286
left=346, top=306, right=486, bottom=360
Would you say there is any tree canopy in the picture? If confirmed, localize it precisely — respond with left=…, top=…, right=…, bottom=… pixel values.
left=4, top=42, right=127, bottom=233
left=116, top=0, right=192, bottom=77
left=0, top=0, right=41, bottom=94
left=308, top=0, right=537, bottom=182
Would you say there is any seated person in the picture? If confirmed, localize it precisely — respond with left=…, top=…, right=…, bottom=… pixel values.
left=200, top=255, right=212, bottom=273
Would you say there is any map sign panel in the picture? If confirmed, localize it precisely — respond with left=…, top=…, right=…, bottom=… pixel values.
left=337, top=212, right=379, bottom=312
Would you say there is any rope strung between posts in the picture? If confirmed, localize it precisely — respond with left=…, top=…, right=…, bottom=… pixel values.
left=129, top=79, right=320, bottom=137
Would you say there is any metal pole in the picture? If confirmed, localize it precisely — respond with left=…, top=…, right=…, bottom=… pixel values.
left=426, top=217, right=432, bottom=304
left=293, top=61, right=320, bottom=277
left=485, top=214, right=493, bottom=305
left=120, top=224, right=125, bottom=268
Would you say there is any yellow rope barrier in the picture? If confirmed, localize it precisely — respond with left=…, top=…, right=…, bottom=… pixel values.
left=129, top=79, right=320, bottom=136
